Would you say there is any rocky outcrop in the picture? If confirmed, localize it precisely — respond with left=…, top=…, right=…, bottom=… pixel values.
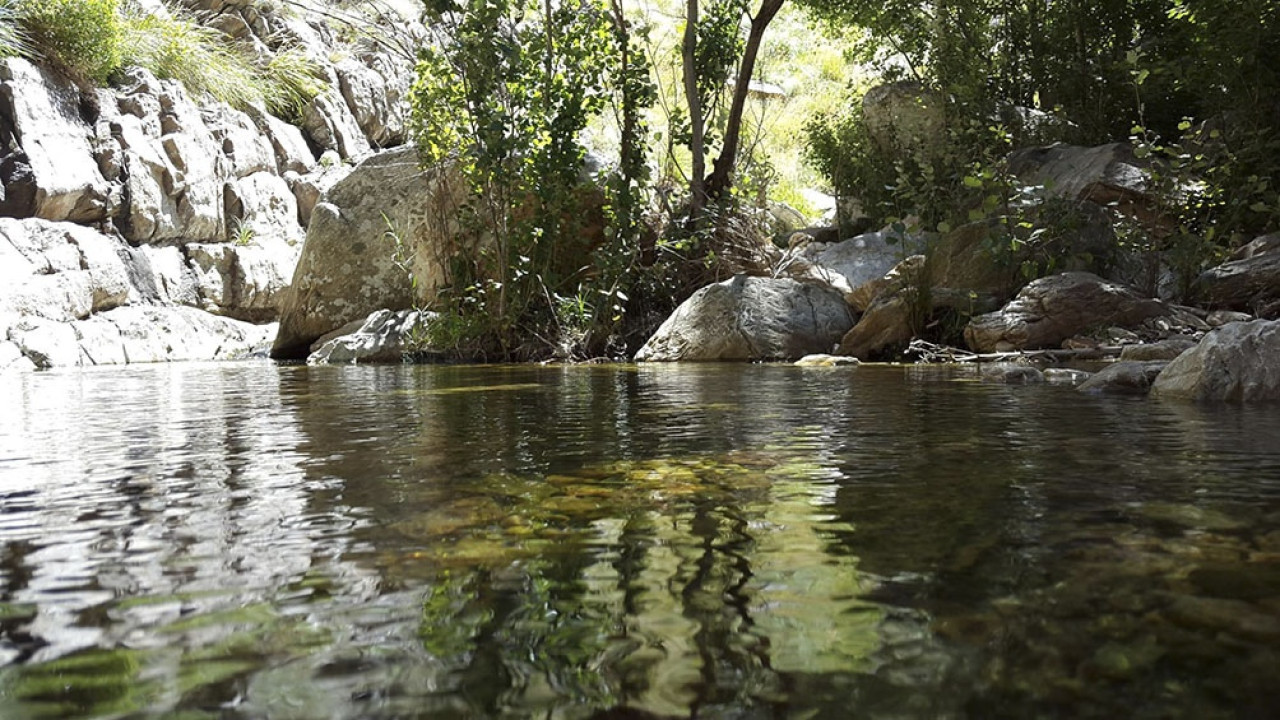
left=1151, top=320, right=1280, bottom=402
left=964, top=272, right=1180, bottom=353
left=307, top=309, right=434, bottom=364
left=636, top=276, right=854, bottom=362
left=0, top=1, right=417, bottom=369
left=1196, top=234, right=1280, bottom=315
left=271, top=147, right=467, bottom=358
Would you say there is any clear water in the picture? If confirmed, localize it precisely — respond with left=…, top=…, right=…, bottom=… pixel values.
left=1, top=362, right=1279, bottom=719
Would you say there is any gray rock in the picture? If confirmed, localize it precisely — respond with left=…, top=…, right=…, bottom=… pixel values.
left=302, top=89, right=371, bottom=161
left=1118, top=337, right=1197, bottom=362
left=635, top=276, right=854, bottom=362
left=307, top=309, right=433, bottom=364
left=0, top=340, right=35, bottom=372
left=286, top=165, right=352, bottom=227
left=1078, top=361, right=1168, bottom=395
left=965, top=272, right=1173, bottom=353
left=1207, top=309, right=1253, bottom=327
left=187, top=236, right=299, bottom=323
left=980, top=363, right=1045, bottom=384
left=0, top=218, right=133, bottom=321
left=1008, top=143, right=1150, bottom=206
left=804, top=230, right=923, bottom=311
left=224, top=171, right=304, bottom=245
left=1196, top=234, right=1280, bottom=313
left=1043, top=367, right=1092, bottom=385
left=74, top=306, right=274, bottom=365
left=794, top=354, right=860, bottom=367
left=335, top=53, right=411, bottom=147
left=0, top=59, right=110, bottom=222
left=1151, top=320, right=1280, bottom=402
left=272, top=147, right=464, bottom=357
left=206, top=104, right=277, bottom=178
left=245, top=103, right=316, bottom=174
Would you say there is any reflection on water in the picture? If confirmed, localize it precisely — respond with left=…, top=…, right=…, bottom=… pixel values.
left=2, top=362, right=1280, bottom=718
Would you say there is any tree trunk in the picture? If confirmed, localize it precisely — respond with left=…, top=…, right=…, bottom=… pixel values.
left=683, top=0, right=706, bottom=217
left=704, top=0, right=784, bottom=203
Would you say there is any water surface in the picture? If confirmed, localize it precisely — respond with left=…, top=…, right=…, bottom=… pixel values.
left=1, top=362, right=1279, bottom=719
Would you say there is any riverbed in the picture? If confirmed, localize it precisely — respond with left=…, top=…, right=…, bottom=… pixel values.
left=2, top=362, right=1279, bottom=718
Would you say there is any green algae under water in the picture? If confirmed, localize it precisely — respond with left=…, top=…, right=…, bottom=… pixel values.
left=2, top=362, right=1280, bottom=719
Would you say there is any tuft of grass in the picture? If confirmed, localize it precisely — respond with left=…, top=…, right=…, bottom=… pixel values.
left=120, top=9, right=263, bottom=108
left=14, top=0, right=123, bottom=83
left=0, top=4, right=33, bottom=59
left=259, top=42, right=326, bottom=123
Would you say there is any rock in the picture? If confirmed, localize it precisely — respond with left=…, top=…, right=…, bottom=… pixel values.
left=7, top=317, right=81, bottom=367
left=1118, top=337, right=1196, bottom=362
left=1151, top=320, right=1280, bottom=402
left=1164, top=595, right=1280, bottom=643
left=964, top=272, right=1174, bottom=353
left=0, top=340, right=35, bottom=372
left=307, top=309, right=433, bottom=364
left=245, top=103, right=316, bottom=174
left=224, top=171, right=304, bottom=245
left=74, top=306, right=274, bottom=365
left=1196, top=233, right=1280, bottom=313
left=980, top=363, right=1045, bottom=384
left=862, top=81, right=944, bottom=156
left=0, top=218, right=134, bottom=322
left=635, top=276, right=854, bottom=362
left=1043, top=368, right=1092, bottom=385
left=286, top=165, right=352, bottom=227
left=0, top=59, right=110, bottom=222
left=838, top=292, right=913, bottom=360
left=766, top=201, right=806, bottom=234
left=1008, top=143, right=1150, bottom=208
left=272, top=147, right=466, bottom=357
left=301, top=89, right=371, bottom=161
left=803, top=230, right=924, bottom=311
left=334, top=53, right=411, bottom=147
left=205, top=104, right=277, bottom=178
left=186, top=236, right=299, bottom=323
left=1207, top=309, right=1253, bottom=327
left=130, top=244, right=200, bottom=306
left=794, top=354, right=859, bottom=367
left=1077, top=361, right=1167, bottom=395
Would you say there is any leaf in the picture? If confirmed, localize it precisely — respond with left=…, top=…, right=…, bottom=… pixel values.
left=962, top=175, right=983, bottom=189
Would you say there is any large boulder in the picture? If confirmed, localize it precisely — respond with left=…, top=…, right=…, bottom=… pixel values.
left=1008, top=143, right=1151, bottom=208
left=964, top=272, right=1175, bottom=353
left=635, top=276, right=854, bottom=362
left=271, top=147, right=466, bottom=358
left=1196, top=234, right=1280, bottom=314
left=1077, top=361, right=1168, bottom=395
left=0, top=59, right=111, bottom=222
left=1151, top=320, right=1280, bottom=402
left=186, top=236, right=300, bottom=323
left=800, top=230, right=923, bottom=311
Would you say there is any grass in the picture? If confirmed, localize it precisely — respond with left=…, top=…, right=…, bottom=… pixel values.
left=13, top=0, right=123, bottom=82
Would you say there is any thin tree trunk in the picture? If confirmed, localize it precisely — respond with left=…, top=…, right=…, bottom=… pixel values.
left=704, top=0, right=784, bottom=203
left=683, top=0, right=706, bottom=218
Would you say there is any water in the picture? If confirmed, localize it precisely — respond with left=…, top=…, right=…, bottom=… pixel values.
left=1, top=362, right=1280, bottom=719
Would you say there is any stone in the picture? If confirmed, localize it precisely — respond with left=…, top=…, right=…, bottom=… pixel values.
left=862, top=81, right=944, bottom=157
left=245, top=103, right=316, bottom=174
left=1118, top=337, right=1197, bottom=362
left=206, top=104, right=277, bottom=178
left=272, top=147, right=467, bottom=357
left=802, top=230, right=923, bottom=311
left=286, top=165, right=352, bottom=227
left=1207, top=310, right=1253, bottom=327
left=334, top=54, right=411, bottom=148
left=1077, top=361, right=1168, bottom=395
left=0, top=218, right=134, bottom=322
left=187, top=235, right=300, bottom=323
left=130, top=244, right=200, bottom=306
left=307, top=309, right=433, bottom=364
left=794, top=354, right=859, bottom=367
left=838, top=292, right=913, bottom=360
left=1151, top=320, right=1280, bottom=402
left=964, top=272, right=1173, bottom=353
left=1008, top=143, right=1151, bottom=208
left=980, top=363, right=1045, bottom=384
left=224, top=171, right=304, bottom=245
left=74, top=306, right=274, bottom=365
left=0, top=340, right=35, bottom=372
left=635, top=276, right=855, bottom=362
left=1043, top=368, right=1092, bottom=385
left=6, top=317, right=81, bottom=368
left=1196, top=233, right=1280, bottom=313
left=1164, top=595, right=1280, bottom=644
left=301, top=89, right=371, bottom=161
left=0, top=59, right=110, bottom=222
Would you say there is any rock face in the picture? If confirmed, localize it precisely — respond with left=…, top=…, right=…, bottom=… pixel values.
left=1151, top=320, right=1280, bottom=402
left=307, top=309, right=434, bottom=364
left=965, top=272, right=1175, bottom=352
left=0, top=1, right=418, bottom=369
left=272, top=147, right=467, bottom=358
left=1196, top=234, right=1280, bottom=315
left=635, top=276, right=855, bottom=362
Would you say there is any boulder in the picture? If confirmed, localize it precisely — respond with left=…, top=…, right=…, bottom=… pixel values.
left=1008, top=143, right=1150, bottom=208
left=1196, top=234, right=1280, bottom=313
left=224, top=171, right=304, bottom=245
left=794, top=354, right=859, bottom=367
left=635, top=276, right=854, bottom=362
left=187, top=236, right=300, bottom=323
left=0, top=340, right=35, bottom=372
left=862, top=81, right=944, bottom=156
left=285, top=165, right=352, bottom=227
left=71, top=306, right=274, bottom=366
left=1151, top=320, right=1280, bottom=402
left=980, top=363, right=1045, bottom=384
left=1078, top=361, right=1168, bottom=395
left=301, top=88, right=371, bottom=161
left=307, top=309, right=433, bottom=364
left=0, top=218, right=134, bottom=322
left=964, top=272, right=1174, bottom=353
left=271, top=147, right=467, bottom=357
left=0, top=59, right=110, bottom=222
left=245, top=103, right=316, bottom=174
left=334, top=53, right=411, bottom=148
left=801, top=230, right=923, bottom=311
left=1043, top=367, right=1091, bottom=385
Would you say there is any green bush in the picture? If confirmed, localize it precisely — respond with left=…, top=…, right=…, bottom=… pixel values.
left=0, top=4, right=32, bottom=59
left=259, top=43, right=325, bottom=122
left=120, top=10, right=261, bottom=108
left=16, top=0, right=123, bottom=82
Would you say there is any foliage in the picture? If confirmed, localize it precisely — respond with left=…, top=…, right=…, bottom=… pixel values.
left=258, top=42, right=326, bottom=121
left=120, top=9, right=262, bottom=108
left=15, top=0, right=123, bottom=83
left=410, top=0, right=652, bottom=360
left=0, top=4, right=32, bottom=59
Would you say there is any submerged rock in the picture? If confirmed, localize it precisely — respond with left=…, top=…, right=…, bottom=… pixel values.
left=794, top=354, right=860, bottom=367
left=1151, top=320, right=1280, bottom=402
left=1043, top=368, right=1092, bottom=385
left=636, top=276, right=854, bottom=362
left=980, top=363, right=1045, bottom=384
left=1077, top=361, right=1167, bottom=395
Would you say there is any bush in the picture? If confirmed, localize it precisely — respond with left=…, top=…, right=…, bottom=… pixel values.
left=16, top=0, right=123, bottom=83
left=120, top=10, right=261, bottom=108
left=0, top=4, right=32, bottom=59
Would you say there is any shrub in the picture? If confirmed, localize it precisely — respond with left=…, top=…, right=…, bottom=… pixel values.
left=16, top=0, right=123, bottom=83
left=120, top=10, right=261, bottom=108
left=258, top=43, right=325, bottom=122
left=0, top=4, right=32, bottom=59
